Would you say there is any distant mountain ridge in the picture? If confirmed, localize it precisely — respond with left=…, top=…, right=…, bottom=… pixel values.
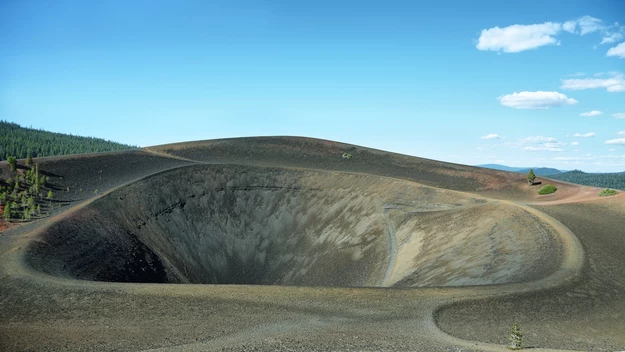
left=477, top=164, right=565, bottom=176
left=547, top=170, right=625, bottom=191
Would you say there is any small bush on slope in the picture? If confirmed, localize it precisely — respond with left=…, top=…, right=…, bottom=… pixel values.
left=538, top=184, right=557, bottom=195
left=599, top=188, right=618, bottom=197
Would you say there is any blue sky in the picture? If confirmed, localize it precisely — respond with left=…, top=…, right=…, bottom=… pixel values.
left=2, top=0, right=625, bottom=172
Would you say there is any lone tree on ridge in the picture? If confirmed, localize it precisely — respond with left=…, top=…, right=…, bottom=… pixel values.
left=526, top=169, right=536, bottom=186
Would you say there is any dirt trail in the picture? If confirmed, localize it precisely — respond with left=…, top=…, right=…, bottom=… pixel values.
left=429, top=199, right=586, bottom=352
left=143, top=147, right=199, bottom=163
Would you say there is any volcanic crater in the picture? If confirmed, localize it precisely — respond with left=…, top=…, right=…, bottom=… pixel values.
left=25, top=164, right=563, bottom=288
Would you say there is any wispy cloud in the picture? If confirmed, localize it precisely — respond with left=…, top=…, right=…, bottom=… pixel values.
left=613, top=113, right=625, bottom=119
left=605, top=138, right=625, bottom=145
left=561, top=73, right=625, bottom=92
left=477, top=16, right=622, bottom=53
left=502, top=136, right=567, bottom=152
left=562, top=16, right=604, bottom=35
left=618, top=131, right=625, bottom=135
left=607, top=42, right=625, bottom=58
left=498, top=91, right=577, bottom=109
left=524, top=146, right=565, bottom=151
left=573, top=132, right=596, bottom=137
left=600, top=22, right=625, bottom=45
left=601, top=32, right=624, bottom=45
left=571, top=141, right=580, bottom=146
left=580, top=110, right=602, bottom=116
left=480, top=133, right=504, bottom=140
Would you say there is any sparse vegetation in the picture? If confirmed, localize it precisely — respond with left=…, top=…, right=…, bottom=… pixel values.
left=538, top=184, right=557, bottom=195
left=342, top=152, right=352, bottom=159
left=526, top=169, right=536, bottom=185
left=508, top=322, right=523, bottom=350
left=599, top=188, right=618, bottom=197
left=0, top=156, right=62, bottom=222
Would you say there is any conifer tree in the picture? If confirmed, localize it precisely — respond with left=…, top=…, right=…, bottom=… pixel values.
left=3, top=205, right=11, bottom=220
left=527, top=169, right=536, bottom=185
left=7, top=156, right=17, bottom=172
left=508, top=322, right=523, bottom=350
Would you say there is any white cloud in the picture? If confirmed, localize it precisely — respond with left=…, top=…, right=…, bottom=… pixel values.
left=601, top=22, right=625, bottom=45
left=561, top=73, right=625, bottom=92
left=502, top=136, right=567, bottom=152
left=571, top=141, right=580, bottom=146
left=498, top=91, right=577, bottom=109
left=476, top=22, right=562, bottom=53
left=524, top=146, right=565, bottom=151
left=562, top=20, right=576, bottom=33
left=601, top=32, right=624, bottom=44
left=619, top=131, right=625, bottom=135
left=481, top=133, right=504, bottom=140
left=609, top=148, right=616, bottom=151
left=580, top=110, right=602, bottom=116
left=573, top=132, right=596, bottom=137
left=563, top=16, right=604, bottom=35
left=613, top=113, right=625, bottom=119
left=524, top=136, right=558, bottom=143
left=607, top=42, right=625, bottom=58
left=594, top=71, right=621, bottom=77
left=477, top=16, right=623, bottom=54
left=605, top=138, right=625, bottom=145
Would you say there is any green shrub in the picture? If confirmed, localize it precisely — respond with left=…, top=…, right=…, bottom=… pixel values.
left=599, top=188, right=618, bottom=197
left=538, top=184, right=557, bottom=195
